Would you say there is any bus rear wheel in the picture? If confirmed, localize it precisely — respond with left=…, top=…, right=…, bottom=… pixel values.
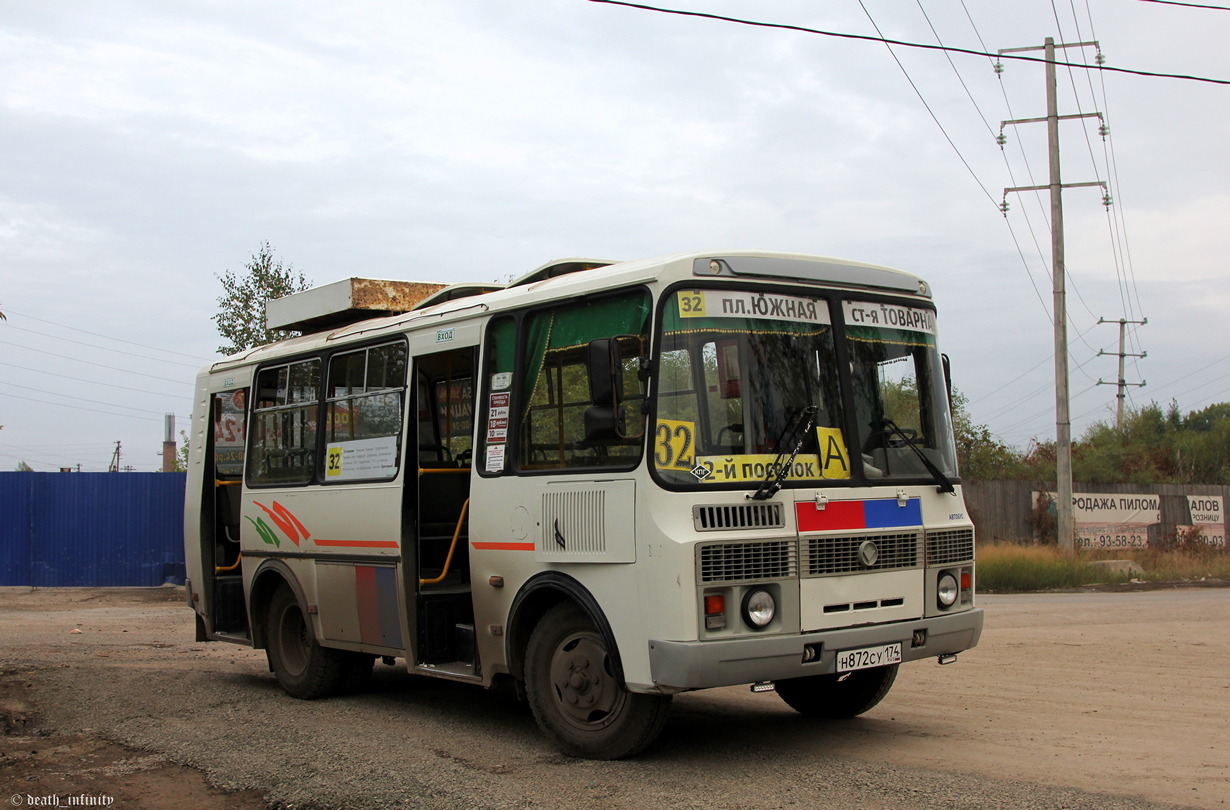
left=266, top=586, right=345, bottom=699
left=775, top=664, right=899, bottom=719
left=525, top=603, right=671, bottom=760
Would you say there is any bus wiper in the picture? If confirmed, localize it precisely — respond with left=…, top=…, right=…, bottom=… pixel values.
left=748, top=406, right=817, bottom=501
left=876, top=417, right=955, bottom=494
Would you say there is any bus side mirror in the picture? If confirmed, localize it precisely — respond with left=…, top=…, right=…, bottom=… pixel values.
left=586, top=338, right=623, bottom=442
left=585, top=337, right=646, bottom=442
left=942, top=353, right=953, bottom=413
left=588, top=338, right=618, bottom=408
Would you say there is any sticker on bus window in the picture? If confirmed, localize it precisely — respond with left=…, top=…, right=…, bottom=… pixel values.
left=653, top=419, right=696, bottom=470
left=815, top=427, right=851, bottom=479
left=486, top=444, right=506, bottom=473
left=325, top=436, right=399, bottom=481
left=693, top=454, right=824, bottom=483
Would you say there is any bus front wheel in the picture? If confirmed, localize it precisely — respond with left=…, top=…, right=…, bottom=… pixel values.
left=775, top=664, right=899, bottom=718
left=525, top=603, right=671, bottom=760
left=266, top=586, right=345, bottom=699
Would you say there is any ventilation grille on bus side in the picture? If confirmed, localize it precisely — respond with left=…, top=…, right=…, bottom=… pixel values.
left=926, top=528, right=975, bottom=566
left=698, top=540, right=797, bottom=583
left=802, top=531, right=922, bottom=576
left=693, top=503, right=785, bottom=532
left=541, top=490, right=606, bottom=555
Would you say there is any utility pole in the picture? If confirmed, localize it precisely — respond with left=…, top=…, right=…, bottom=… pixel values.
left=998, top=37, right=1109, bottom=552
left=109, top=440, right=122, bottom=473
left=1097, top=318, right=1147, bottom=427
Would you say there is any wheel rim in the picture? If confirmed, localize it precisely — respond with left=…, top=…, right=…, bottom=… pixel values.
left=275, top=602, right=310, bottom=677
left=547, top=629, right=626, bottom=731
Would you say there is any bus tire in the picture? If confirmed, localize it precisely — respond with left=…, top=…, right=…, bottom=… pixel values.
left=525, top=603, right=671, bottom=760
left=775, top=663, right=899, bottom=719
left=266, top=585, right=344, bottom=699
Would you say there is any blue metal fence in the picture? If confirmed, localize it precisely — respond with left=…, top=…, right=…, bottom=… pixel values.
left=0, top=472, right=186, bottom=587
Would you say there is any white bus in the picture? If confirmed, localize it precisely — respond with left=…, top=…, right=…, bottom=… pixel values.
left=184, top=250, right=982, bottom=759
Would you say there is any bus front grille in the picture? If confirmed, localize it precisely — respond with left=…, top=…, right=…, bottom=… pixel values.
left=802, top=530, right=922, bottom=576
left=698, top=540, right=797, bottom=583
left=926, top=528, right=975, bottom=566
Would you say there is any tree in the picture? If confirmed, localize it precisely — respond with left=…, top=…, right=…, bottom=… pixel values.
left=213, top=242, right=311, bottom=355
left=15, top=460, right=33, bottom=472
left=949, top=388, right=1026, bottom=480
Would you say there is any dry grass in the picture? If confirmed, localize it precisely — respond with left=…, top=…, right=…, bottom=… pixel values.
left=975, top=541, right=1230, bottom=592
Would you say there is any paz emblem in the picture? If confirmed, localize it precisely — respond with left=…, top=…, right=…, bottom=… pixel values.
left=858, top=540, right=880, bottom=568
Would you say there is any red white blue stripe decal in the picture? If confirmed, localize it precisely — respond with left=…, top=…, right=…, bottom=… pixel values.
left=355, top=565, right=402, bottom=647
left=796, top=498, right=922, bottom=533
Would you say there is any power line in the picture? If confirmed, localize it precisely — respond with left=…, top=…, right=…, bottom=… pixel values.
left=0, top=380, right=184, bottom=418
left=4, top=323, right=202, bottom=368
left=3, top=309, right=209, bottom=361
left=0, top=338, right=193, bottom=384
left=856, top=1, right=1000, bottom=209
left=0, top=388, right=175, bottom=423
left=0, top=360, right=188, bottom=398
left=1135, top=0, right=1230, bottom=9
left=587, top=0, right=1230, bottom=84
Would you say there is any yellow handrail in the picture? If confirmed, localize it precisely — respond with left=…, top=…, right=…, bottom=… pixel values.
left=418, top=467, right=470, bottom=476
left=215, top=553, right=242, bottom=574
left=419, top=498, right=470, bottom=586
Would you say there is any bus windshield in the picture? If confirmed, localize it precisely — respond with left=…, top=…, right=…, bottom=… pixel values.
left=843, top=300, right=958, bottom=485
left=652, top=288, right=957, bottom=490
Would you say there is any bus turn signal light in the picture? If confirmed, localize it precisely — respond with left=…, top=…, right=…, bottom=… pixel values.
left=704, top=594, right=726, bottom=630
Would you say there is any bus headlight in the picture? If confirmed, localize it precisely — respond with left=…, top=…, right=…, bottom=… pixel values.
left=937, top=572, right=959, bottom=609
left=741, top=588, right=776, bottom=630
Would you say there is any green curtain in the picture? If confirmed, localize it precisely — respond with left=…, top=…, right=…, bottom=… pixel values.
left=521, top=292, right=650, bottom=416
left=845, top=325, right=936, bottom=349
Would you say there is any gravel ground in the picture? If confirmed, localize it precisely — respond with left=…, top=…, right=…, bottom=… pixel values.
left=2, top=586, right=1226, bottom=810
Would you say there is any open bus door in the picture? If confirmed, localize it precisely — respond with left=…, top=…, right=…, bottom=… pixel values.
left=409, top=347, right=479, bottom=678
left=201, top=386, right=250, bottom=639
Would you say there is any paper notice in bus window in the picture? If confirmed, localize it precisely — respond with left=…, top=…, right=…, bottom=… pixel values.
left=325, top=436, right=399, bottom=481
left=653, top=419, right=696, bottom=470
left=693, top=454, right=824, bottom=483
left=815, top=427, right=851, bottom=479
left=486, top=444, right=506, bottom=473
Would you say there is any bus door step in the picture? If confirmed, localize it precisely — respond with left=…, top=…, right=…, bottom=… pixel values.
left=415, top=660, right=478, bottom=680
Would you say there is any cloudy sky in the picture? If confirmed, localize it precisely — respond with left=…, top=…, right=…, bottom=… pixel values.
left=2, top=0, right=1227, bottom=472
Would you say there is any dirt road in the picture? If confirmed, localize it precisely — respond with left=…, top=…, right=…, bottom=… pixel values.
left=1, top=586, right=1226, bottom=809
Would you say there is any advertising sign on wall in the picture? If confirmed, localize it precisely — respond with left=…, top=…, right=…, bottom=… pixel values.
left=1177, top=495, right=1227, bottom=547
left=1033, top=491, right=1160, bottom=549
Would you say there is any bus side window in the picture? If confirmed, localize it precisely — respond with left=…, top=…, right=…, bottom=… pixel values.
left=323, top=341, right=408, bottom=483
left=516, top=291, right=650, bottom=471
left=249, top=359, right=321, bottom=486
left=477, top=316, right=516, bottom=475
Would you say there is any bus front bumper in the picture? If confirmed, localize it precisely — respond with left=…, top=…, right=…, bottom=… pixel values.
left=646, top=607, right=983, bottom=691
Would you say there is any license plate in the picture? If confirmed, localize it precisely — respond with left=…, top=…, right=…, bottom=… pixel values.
left=836, top=642, right=902, bottom=672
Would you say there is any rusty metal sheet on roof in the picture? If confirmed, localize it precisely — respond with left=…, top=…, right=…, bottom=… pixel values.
left=266, top=278, right=448, bottom=333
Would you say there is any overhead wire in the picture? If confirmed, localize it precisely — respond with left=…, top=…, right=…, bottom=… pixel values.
left=0, top=360, right=191, bottom=398
left=3, top=309, right=209, bottom=362
left=4, top=323, right=203, bottom=368
left=855, top=0, right=1001, bottom=210
left=1134, top=0, right=1230, bottom=9
left=587, top=1, right=1230, bottom=84
left=0, top=338, right=193, bottom=385
left=1, top=380, right=184, bottom=418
